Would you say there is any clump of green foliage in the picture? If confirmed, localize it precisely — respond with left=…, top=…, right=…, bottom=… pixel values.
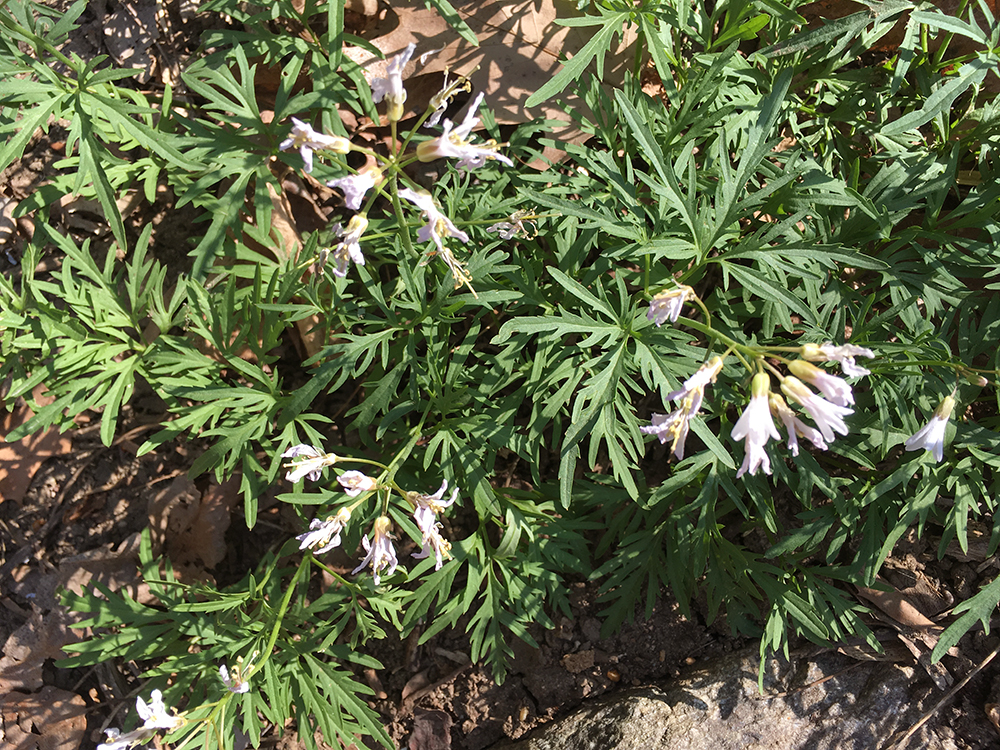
left=2, top=0, right=1000, bottom=747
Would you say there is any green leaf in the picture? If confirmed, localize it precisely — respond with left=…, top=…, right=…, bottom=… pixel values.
left=882, top=57, right=994, bottom=135
left=525, top=13, right=626, bottom=107
left=932, top=574, right=1000, bottom=661
left=423, top=0, right=478, bottom=46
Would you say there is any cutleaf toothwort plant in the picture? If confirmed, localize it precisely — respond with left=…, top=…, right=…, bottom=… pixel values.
left=3, top=0, right=1000, bottom=746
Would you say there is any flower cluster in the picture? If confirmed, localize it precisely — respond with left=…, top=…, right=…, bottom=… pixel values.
left=97, top=690, right=182, bottom=750
left=275, top=44, right=513, bottom=294
left=641, top=342, right=879, bottom=477
left=282, top=444, right=459, bottom=584
left=641, top=356, right=724, bottom=460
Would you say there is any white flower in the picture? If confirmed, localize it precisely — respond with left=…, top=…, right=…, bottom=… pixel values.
left=647, top=285, right=696, bottom=327
left=136, top=689, right=182, bottom=731
left=780, top=377, right=854, bottom=444
left=410, top=480, right=458, bottom=571
left=296, top=507, right=352, bottom=555
left=904, top=395, right=955, bottom=462
left=330, top=214, right=368, bottom=277
left=96, top=727, right=155, bottom=750
left=279, top=118, right=350, bottom=173
left=487, top=209, right=537, bottom=240
left=398, top=188, right=469, bottom=251
left=281, top=444, right=338, bottom=483
left=802, top=342, right=875, bottom=378
left=327, top=167, right=381, bottom=211
left=371, top=43, right=415, bottom=122
left=416, top=93, right=513, bottom=170
left=338, top=470, right=377, bottom=497
left=96, top=690, right=180, bottom=750
left=665, top=356, right=725, bottom=406
left=398, top=188, right=474, bottom=292
left=425, top=68, right=471, bottom=128
left=220, top=664, right=250, bottom=694
left=487, top=221, right=519, bottom=239
left=769, top=393, right=827, bottom=456
left=352, top=516, right=398, bottom=585
left=788, top=359, right=855, bottom=407
left=731, top=373, right=781, bottom=478
left=641, top=357, right=724, bottom=460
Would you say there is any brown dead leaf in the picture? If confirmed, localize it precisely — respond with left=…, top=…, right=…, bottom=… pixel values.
left=0, top=392, right=73, bottom=505
left=99, top=0, right=159, bottom=81
left=898, top=632, right=953, bottom=691
left=0, top=687, right=87, bottom=750
left=409, top=709, right=452, bottom=750
left=149, top=476, right=237, bottom=570
left=0, top=609, right=80, bottom=694
left=346, top=0, right=637, bottom=157
left=985, top=703, right=1000, bottom=734
left=856, top=583, right=938, bottom=630
left=8, top=533, right=145, bottom=613
left=401, top=669, right=432, bottom=702
left=169, top=477, right=238, bottom=569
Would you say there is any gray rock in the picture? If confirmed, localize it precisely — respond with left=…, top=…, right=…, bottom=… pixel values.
left=492, top=647, right=957, bottom=750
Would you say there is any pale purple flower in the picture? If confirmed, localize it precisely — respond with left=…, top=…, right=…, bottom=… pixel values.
left=398, top=188, right=469, bottom=252
left=327, top=168, right=380, bottom=210
left=425, top=67, right=470, bottom=128
left=665, top=356, right=725, bottom=406
left=647, top=285, right=696, bottom=327
left=398, top=187, right=473, bottom=291
left=282, top=444, right=338, bottom=483
left=338, top=470, right=377, bottom=497
left=371, top=43, right=415, bottom=121
left=769, top=393, right=827, bottom=456
left=802, top=342, right=875, bottom=378
left=731, top=373, right=781, bottom=478
left=410, top=480, right=458, bottom=570
left=487, top=221, right=519, bottom=239
left=352, top=516, right=398, bottom=585
left=788, top=359, right=855, bottom=407
left=416, top=93, right=513, bottom=170
left=642, top=357, right=724, bottom=460
left=97, top=727, right=155, bottom=750
left=136, top=690, right=182, bottom=731
left=220, top=664, right=250, bottom=694
left=330, top=214, right=368, bottom=277
left=279, top=118, right=350, bottom=173
left=780, top=377, right=853, bottom=444
left=96, top=690, right=181, bottom=750
left=296, top=508, right=352, bottom=555
left=904, top=395, right=955, bottom=462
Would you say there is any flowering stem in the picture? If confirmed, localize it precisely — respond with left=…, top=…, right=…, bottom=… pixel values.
left=389, top=178, right=418, bottom=259
left=249, top=558, right=310, bottom=679
left=678, top=317, right=753, bottom=371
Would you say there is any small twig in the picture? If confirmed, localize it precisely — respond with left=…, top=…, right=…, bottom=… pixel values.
left=761, top=661, right=866, bottom=699
left=882, top=639, right=1000, bottom=750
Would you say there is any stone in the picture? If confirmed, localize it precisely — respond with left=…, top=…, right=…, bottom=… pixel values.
left=491, top=647, right=957, bottom=750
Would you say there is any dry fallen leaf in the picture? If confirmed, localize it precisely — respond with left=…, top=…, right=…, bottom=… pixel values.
left=0, top=610, right=80, bottom=694
left=0, top=686, right=87, bottom=750
left=99, top=0, right=159, bottom=80
left=345, top=0, right=638, bottom=156
left=856, top=583, right=938, bottom=630
left=149, top=475, right=238, bottom=570
left=0, top=390, right=73, bottom=505
left=409, top=709, right=453, bottom=750
left=985, top=702, right=1000, bottom=734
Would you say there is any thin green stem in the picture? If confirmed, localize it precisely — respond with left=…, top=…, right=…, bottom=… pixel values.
left=248, top=558, right=310, bottom=679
